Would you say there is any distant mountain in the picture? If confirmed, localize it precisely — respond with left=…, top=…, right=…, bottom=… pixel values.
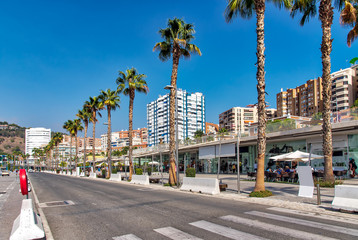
left=0, top=121, right=26, bottom=155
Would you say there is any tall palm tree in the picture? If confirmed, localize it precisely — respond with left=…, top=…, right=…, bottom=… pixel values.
left=63, top=120, right=75, bottom=168
left=99, top=89, right=120, bottom=178
left=225, top=0, right=291, bottom=192
left=84, top=96, right=104, bottom=168
left=340, top=1, right=358, bottom=47
left=291, top=0, right=344, bottom=183
left=72, top=119, right=83, bottom=171
left=53, top=132, right=63, bottom=170
left=77, top=108, right=91, bottom=174
left=116, top=68, right=148, bottom=180
left=153, top=18, right=202, bottom=185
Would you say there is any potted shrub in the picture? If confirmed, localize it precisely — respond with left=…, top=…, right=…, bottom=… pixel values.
left=185, top=168, right=196, bottom=177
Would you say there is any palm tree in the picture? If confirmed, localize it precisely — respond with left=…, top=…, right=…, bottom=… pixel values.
left=225, top=0, right=291, bottom=192
left=153, top=18, right=202, bottom=185
left=53, top=132, right=63, bottom=170
left=63, top=120, right=75, bottom=168
left=77, top=108, right=91, bottom=174
left=291, top=0, right=344, bottom=183
left=84, top=96, right=104, bottom=168
left=99, top=89, right=120, bottom=178
left=116, top=68, right=148, bottom=180
left=72, top=119, right=83, bottom=171
left=340, top=1, right=358, bottom=47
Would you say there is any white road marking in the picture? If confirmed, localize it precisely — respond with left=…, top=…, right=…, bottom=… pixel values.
left=246, top=211, right=358, bottom=237
left=268, top=207, right=358, bottom=225
left=154, top=226, right=202, bottom=240
left=221, top=215, right=337, bottom=240
left=189, top=220, right=267, bottom=240
left=112, top=234, right=142, bottom=240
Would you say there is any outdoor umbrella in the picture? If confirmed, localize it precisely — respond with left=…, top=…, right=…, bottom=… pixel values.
left=148, top=161, right=159, bottom=165
left=270, top=150, right=323, bottom=162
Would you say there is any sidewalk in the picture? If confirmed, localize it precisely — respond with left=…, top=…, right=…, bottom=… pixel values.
left=134, top=172, right=358, bottom=218
left=0, top=174, right=30, bottom=240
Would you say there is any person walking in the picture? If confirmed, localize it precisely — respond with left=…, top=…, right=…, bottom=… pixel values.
left=349, top=158, right=357, bottom=178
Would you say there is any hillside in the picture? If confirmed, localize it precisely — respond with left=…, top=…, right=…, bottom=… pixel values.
left=0, top=121, right=26, bottom=155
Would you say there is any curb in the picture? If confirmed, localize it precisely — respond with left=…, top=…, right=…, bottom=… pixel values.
left=29, top=178, right=54, bottom=240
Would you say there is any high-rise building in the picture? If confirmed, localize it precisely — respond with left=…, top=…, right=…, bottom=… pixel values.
left=276, top=65, right=358, bottom=117
left=147, top=89, right=205, bottom=146
left=219, top=105, right=277, bottom=135
left=25, top=127, right=51, bottom=165
left=331, top=67, right=358, bottom=112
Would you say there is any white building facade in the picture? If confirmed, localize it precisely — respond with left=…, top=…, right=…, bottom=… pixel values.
left=147, top=89, right=205, bottom=146
left=25, top=127, right=51, bottom=165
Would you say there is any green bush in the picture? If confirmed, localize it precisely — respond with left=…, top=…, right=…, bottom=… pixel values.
left=314, top=180, right=343, bottom=188
left=249, top=190, right=273, bottom=198
left=185, top=168, right=196, bottom=177
left=164, top=183, right=171, bottom=187
left=56, top=169, right=60, bottom=174
left=112, top=168, right=118, bottom=174
left=135, top=168, right=143, bottom=175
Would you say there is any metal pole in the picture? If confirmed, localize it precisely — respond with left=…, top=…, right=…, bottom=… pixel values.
left=217, top=136, right=221, bottom=180
left=175, top=89, right=179, bottom=187
left=160, top=146, right=163, bottom=186
left=316, top=183, right=321, bottom=205
left=237, top=135, right=241, bottom=194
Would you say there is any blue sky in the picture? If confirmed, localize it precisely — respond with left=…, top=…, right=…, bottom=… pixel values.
left=1, top=0, right=357, bottom=137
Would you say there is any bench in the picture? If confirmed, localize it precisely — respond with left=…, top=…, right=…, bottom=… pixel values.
left=149, top=177, right=160, bottom=183
left=219, top=183, right=228, bottom=191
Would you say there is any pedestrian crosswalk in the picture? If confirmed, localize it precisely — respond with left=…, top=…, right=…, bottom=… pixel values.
left=112, top=207, right=358, bottom=240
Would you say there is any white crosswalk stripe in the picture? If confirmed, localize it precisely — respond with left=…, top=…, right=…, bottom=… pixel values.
left=245, top=211, right=358, bottom=237
left=190, top=220, right=267, bottom=240
left=113, top=209, right=356, bottom=240
left=154, top=226, right=202, bottom=240
left=268, top=207, right=358, bottom=225
left=220, top=215, right=336, bottom=240
left=112, top=234, right=142, bottom=240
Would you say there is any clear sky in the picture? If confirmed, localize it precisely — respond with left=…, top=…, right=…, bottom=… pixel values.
left=1, top=0, right=357, bottom=137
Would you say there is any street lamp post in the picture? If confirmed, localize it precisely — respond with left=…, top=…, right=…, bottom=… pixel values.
left=164, top=85, right=179, bottom=187
left=104, top=122, right=111, bottom=177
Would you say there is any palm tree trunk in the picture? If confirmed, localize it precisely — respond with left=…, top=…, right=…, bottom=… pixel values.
left=84, top=121, right=88, bottom=174
left=254, top=0, right=267, bottom=192
left=56, top=144, right=59, bottom=170
left=70, top=136, right=73, bottom=169
left=75, top=133, right=78, bottom=171
left=319, top=0, right=335, bottom=183
left=168, top=44, right=180, bottom=186
left=92, top=112, right=97, bottom=169
left=107, top=107, right=112, bottom=178
left=129, top=91, right=134, bottom=180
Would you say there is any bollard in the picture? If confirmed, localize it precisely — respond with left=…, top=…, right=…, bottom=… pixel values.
left=316, top=184, right=321, bottom=205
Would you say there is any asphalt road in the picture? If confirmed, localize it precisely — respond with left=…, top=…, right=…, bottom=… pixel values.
left=29, top=173, right=358, bottom=240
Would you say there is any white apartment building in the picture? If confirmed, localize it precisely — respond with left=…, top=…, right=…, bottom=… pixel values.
left=25, top=127, right=51, bottom=165
left=331, top=66, right=358, bottom=111
left=219, top=106, right=277, bottom=135
left=147, top=89, right=205, bottom=146
left=101, top=132, right=120, bottom=151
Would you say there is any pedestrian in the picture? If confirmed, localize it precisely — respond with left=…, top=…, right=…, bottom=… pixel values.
left=349, top=158, right=357, bottom=178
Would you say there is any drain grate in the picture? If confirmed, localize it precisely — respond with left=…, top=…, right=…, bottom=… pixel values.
left=39, top=200, right=75, bottom=208
left=0, top=191, right=6, bottom=195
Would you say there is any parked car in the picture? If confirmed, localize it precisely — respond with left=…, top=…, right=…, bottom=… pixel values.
left=1, top=170, right=10, bottom=176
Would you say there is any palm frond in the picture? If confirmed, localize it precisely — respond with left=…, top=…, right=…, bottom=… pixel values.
left=340, top=1, right=357, bottom=26
left=347, top=24, right=358, bottom=46
left=225, top=0, right=255, bottom=23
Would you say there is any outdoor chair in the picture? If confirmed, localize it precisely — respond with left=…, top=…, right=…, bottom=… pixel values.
left=281, top=172, right=289, bottom=181
left=288, top=172, right=297, bottom=182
